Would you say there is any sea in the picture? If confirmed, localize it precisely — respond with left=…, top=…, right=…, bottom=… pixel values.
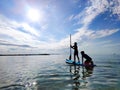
left=0, top=54, right=120, bottom=90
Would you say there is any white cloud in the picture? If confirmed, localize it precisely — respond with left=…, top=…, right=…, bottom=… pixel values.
left=0, top=14, right=41, bottom=47
left=72, top=0, right=109, bottom=26
left=109, top=0, right=120, bottom=19
left=0, top=14, right=40, bottom=37
left=0, top=14, right=64, bottom=51
left=67, top=27, right=119, bottom=43
left=57, top=28, right=119, bottom=51
left=20, top=23, right=40, bottom=36
left=73, top=0, right=120, bottom=26
left=88, top=29, right=119, bottom=39
left=68, top=14, right=75, bottom=21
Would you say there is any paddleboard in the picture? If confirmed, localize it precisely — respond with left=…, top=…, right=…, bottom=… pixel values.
left=66, top=59, right=96, bottom=67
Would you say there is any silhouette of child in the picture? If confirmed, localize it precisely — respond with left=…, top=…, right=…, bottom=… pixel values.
left=71, top=42, right=80, bottom=63
left=81, top=51, right=94, bottom=66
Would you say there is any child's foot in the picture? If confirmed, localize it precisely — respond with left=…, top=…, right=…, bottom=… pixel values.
left=73, top=61, right=75, bottom=64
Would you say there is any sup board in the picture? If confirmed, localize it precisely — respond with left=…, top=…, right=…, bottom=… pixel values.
left=66, top=59, right=96, bottom=67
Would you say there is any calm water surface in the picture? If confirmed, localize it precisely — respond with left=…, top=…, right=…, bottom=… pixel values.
left=0, top=55, right=120, bottom=90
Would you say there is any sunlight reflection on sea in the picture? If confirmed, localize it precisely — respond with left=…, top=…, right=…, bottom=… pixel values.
left=0, top=55, right=120, bottom=90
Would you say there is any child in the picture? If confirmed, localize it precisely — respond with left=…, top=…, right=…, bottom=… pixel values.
left=81, top=51, right=94, bottom=66
left=71, top=42, right=80, bottom=63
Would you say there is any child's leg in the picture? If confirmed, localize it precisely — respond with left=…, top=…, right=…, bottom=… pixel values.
left=77, top=54, right=80, bottom=62
left=74, top=55, right=76, bottom=62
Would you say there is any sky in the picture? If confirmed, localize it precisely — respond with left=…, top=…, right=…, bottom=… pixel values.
left=0, top=0, right=120, bottom=55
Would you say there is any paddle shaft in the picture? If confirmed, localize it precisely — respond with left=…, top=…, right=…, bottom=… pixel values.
left=69, top=34, right=72, bottom=60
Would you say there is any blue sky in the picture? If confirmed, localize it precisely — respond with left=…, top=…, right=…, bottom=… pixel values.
left=0, top=0, right=120, bottom=55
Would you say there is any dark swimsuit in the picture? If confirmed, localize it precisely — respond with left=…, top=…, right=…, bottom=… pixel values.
left=74, top=45, right=78, bottom=56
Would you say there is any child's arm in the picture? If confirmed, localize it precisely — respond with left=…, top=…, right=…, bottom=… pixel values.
left=70, top=45, right=74, bottom=49
left=82, top=56, right=84, bottom=64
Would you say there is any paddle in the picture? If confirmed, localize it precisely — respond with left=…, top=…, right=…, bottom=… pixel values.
left=69, top=34, right=72, bottom=60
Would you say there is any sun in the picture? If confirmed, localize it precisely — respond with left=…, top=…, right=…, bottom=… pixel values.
left=27, top=8, right=40, bottom=22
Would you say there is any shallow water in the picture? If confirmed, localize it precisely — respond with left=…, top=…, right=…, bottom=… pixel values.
left=0, top=55, right=120, bottom=90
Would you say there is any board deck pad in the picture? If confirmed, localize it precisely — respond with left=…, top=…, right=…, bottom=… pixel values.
left=66, top=59, right=96, bottom=67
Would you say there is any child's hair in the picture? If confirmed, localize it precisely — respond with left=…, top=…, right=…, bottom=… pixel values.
left=81, top=51, right=84, bottom=54
left=74, top=42, right=77, bottom=45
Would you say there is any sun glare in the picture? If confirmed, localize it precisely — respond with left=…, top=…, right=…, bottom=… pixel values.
left=27, top=9, right=40, bottom=22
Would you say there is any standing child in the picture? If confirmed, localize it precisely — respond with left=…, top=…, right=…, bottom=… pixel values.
left=71, top=42, right=80, bottom=63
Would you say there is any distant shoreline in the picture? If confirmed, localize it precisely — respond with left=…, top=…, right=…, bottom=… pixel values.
left=0, top=54, right=50, bottom=56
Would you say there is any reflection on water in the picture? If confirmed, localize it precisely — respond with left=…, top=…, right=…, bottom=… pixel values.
left=69, top=65, right=94, bottom=90
left=0, top=55, right=120, bottom=90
